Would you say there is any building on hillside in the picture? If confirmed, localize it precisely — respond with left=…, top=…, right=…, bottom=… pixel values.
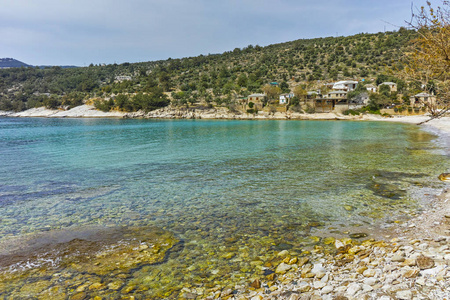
left=410, top=92, right=436, bottom=108
left=314, top=90, right=348, bottom=112
left=248, top=93, right=266, bottom=102
left=379, top=82, right=397, bottom=92
left=324, top=90, right=348, bottom=99
left=332, top=80, right=358, bottom=91
left=115, top=75, right=132, bottom=82
left=307, top=91, right=321, bottom=99
left=365, top=84, right=377, bottom=93
left=279, top=92, right=294, bottom=104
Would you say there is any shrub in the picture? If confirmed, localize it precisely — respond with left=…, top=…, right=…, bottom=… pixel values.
left=289, top=105, right=303, bottom=113
left=44, top=97, right=61, bottom=109
left=343, top=109, right=360, bottom=116
left=93, top=98, right=114, bottom=112
left=305, top=104, right=315, bottom=114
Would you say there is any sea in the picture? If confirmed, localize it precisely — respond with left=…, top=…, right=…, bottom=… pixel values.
left=0, top=117, right=448, bottom=298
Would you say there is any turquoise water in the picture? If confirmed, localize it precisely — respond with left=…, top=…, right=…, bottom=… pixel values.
left=0, top=117, right=447, bottom=298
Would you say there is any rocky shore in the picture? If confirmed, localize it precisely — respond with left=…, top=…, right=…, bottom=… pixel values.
left=199, top=115, right=450, bottom=300
left=195, top=116, right=449, bottom=300
left=200, top=189, right=449, bottom=300
left=0, top=105, right=379, bottom=121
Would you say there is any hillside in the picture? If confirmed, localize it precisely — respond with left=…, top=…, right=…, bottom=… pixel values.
left=0, top=29, right=417, bottom=112
left=0, top=58, right=31, bottom=69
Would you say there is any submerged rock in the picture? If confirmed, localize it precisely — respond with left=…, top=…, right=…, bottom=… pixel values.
left=367, top=181, right=406, bottom=199
left=0, top=225, right=179, bottom=286
left=438, top=173, right=450, bottom=182
left=349, top=233, right=368, bottom=239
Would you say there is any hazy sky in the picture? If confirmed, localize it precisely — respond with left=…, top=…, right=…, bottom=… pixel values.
left=1, top=0, right=426, bottom=66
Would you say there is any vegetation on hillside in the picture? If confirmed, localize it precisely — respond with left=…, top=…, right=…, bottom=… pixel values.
left=0, top=29, right=419, bottom=112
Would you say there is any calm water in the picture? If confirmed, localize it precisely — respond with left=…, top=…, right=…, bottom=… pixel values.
left=0, top=117, right=447, bottom=298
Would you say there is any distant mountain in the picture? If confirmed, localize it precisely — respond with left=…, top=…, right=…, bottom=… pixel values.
left=0, top=58, right=78, bottom=69
left=0, top=58, right=31, bottom=69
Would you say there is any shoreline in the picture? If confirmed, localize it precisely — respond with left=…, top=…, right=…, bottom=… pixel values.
left=1, top=105, right=449, bottom=127
left=0, top=104, right=392, bottom=121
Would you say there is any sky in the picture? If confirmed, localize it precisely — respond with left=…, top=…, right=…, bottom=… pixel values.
left=1, top=0, right=428, bottom=66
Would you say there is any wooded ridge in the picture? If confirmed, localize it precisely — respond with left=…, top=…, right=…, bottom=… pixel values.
left=0, top=29, right=416, bottom=113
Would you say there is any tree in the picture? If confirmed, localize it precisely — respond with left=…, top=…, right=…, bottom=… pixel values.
left=115, top=94, right=133, bottom=112
left=262, top=84, right=281, bottom=102
left=44, top=96, right=60, bottom=109
left=347, top=82, right=368, bottom=104
left=293, top=85, right=307, bottom=101
left=378, top=84, right=391, bottom=98
left=367, top=93, right=390, bottom=112
left=280, top=81, right=290, bottom=93
left=404, top=1, right=450, bottom=119
left=237, top=74, right=248, bottom=88
left=131, top=89, right=170, bottom=112
left=61, top=92, right=85, bottom=109
left=159, top=71, right=171, bottom=92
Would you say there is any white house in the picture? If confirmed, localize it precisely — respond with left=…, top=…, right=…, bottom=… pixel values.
left=379, top=82, right=397, bottom=92
left=332, top=80, right=358, bottom=91
left=279, top=92, right=294, bottom=104
left=365, top=84, right=377, bottom=93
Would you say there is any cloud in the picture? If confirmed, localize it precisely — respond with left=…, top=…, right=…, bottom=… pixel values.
left=0, top=0, right=423, bottom=65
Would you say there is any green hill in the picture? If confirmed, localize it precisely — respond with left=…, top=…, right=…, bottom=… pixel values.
left=0, top=58, right=31, bottom=69
left=0, top=29, right=416, bottom=112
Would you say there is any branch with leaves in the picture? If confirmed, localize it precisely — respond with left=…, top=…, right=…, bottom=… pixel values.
left=403, top=1, right=450, bottom=119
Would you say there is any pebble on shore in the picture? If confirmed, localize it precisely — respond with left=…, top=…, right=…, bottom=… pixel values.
left=210, top=188, right=450, bottom=300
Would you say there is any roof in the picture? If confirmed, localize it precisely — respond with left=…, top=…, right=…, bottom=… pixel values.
left=334, top=80, right=358, bottom=85
left=414, top=92, right=432, bottom=97
left=248, top=93, right=266, bottom=97
left=379, top=82, right=396, bottom=86
left=333, top=80, right=358, bottom=90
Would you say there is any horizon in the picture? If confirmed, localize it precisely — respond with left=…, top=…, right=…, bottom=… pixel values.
left=1, top=0, right=423, bottom=66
